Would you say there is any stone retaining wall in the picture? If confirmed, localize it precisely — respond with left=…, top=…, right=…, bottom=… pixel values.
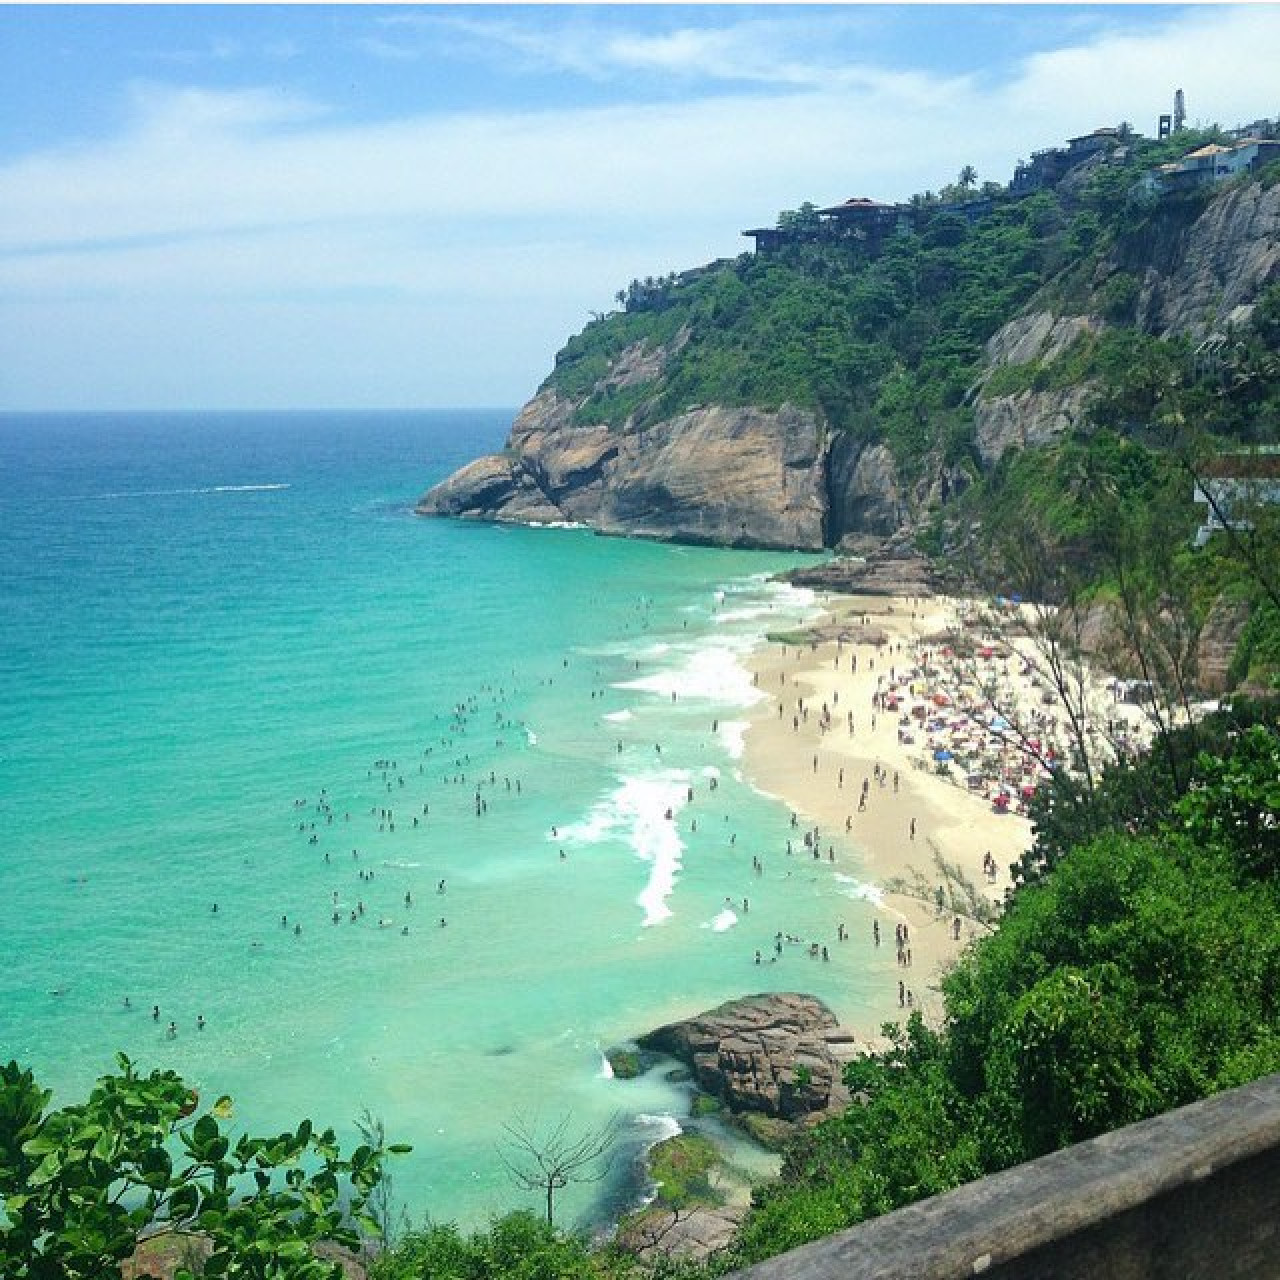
left=729, top=1072, right=1280, bottom=1279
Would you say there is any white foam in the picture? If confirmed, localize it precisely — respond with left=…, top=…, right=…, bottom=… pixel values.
left=525, top=727, right=538, bottom=746
left=717, top=720, right=749, bottom=759
left=636, top=1112, right=683, bottom=1143
left=79, top=482, right=290, bottom=500
left=597, top=1047, right=614, bottom=1079
left=602, top=710, right=633, bottom=723
left=558, top=771, right=690, bottom=927
left=714, top=603, right=784, bottom=624
left=614, top=638, right=764, bottom=708
left=834, top=873, right=885, bottom=907
left=702, top=908, right=738, bottom=932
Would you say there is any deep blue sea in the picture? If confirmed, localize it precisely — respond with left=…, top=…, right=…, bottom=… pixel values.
left=0, top=410, right=886, bottom=1228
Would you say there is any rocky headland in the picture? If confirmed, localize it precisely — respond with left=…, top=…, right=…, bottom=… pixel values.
left=419, top=389, right=831, bottom=550
left=418, top=180, right=1278, bottom=568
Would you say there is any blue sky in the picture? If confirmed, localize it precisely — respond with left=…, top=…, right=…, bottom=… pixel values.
left=2, top=4, right=1278, bottom=410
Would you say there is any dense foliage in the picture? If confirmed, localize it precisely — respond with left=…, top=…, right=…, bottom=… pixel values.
left=0, top=1054, right=402, bottom=1279
left=726, top=709, right=1280, bottom=1268
left=544, top=129, right=1277, bottom=501
left=546, top=191, right=1064, bottom=479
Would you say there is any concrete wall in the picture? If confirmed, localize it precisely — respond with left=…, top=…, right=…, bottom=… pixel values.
left=728, top=1072, right=1280, bottom=1280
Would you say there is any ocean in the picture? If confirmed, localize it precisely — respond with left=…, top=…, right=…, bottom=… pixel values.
left=0, top=410, right=888, bottom=1230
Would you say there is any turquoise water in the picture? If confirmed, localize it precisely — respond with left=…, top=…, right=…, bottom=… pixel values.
left=0, top=411, right=888, bottom=1229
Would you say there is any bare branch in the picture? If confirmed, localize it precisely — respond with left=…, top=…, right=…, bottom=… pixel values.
left=498, top=1112, right=619, bottom=1225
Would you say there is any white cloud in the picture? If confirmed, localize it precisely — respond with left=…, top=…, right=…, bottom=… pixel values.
left=3, top=5, right=1279, bottom=407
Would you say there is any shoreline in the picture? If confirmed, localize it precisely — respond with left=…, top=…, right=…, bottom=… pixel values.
left=739, top=591, right=1033, bottom=1042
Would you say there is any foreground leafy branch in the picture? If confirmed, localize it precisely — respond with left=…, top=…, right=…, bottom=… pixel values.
left=0, top=1052, right=408, bottom=1279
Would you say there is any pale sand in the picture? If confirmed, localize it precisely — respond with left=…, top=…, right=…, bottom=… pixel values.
left=741, top=593, right=1036, bottom=1045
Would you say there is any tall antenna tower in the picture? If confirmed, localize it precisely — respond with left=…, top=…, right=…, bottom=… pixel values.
left=1174, top=88, right=1186, bottom=133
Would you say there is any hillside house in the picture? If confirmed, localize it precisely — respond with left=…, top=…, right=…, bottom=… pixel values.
left=743, top=195, right=909, bottom=255
left=1011, top=127, right=1123, bottom=195
left=1192, top=452, right=1280, bottom=548
left=1145, top=137, right=1280, bottom=195
left=816, top=196, right=912, bottom=243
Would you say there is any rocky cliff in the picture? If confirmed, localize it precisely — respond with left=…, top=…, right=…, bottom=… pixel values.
left=420, top=176, right=1278, bottom=548
left=419, top=389, right=829, bottom=550
left=972, top=181, right=1280, bottom=466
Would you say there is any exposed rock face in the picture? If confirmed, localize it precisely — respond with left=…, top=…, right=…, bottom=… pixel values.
left=973, top=384, right=1096, bottom=466
left=637, top=993, right=852, bottom=1121
left=973, top=312, right=1103, bottom=466
left=783, top=538, right=937, bottom=598
left=1134, top=181, right=1280, bottom=340
left=826, top=436, right=903, bottom=538
left=618, top=1206, right=744, bottom=1264
left=984, top=311, right=1101, bottom=370
left=418, top=391, right=828, bottom=551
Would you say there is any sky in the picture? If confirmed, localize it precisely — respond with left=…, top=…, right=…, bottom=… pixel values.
left=2, top=4, right=1279, bottom=411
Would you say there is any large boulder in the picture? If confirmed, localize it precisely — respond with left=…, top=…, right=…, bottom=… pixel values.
left=637, top=993, right=852, bottom=1121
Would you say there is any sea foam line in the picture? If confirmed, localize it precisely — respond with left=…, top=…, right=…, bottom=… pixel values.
left=614, top=637, right=764, bottom=709
left=557, top=771, right=690, bottom=927
left=68, top=483, right=291, bottom=500
left=834, top=873, right=885, bottom=907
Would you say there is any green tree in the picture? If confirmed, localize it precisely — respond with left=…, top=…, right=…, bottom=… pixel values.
left=957, top=164, right=978, bottom=192
left=0, top=1054, right=407, bottom=1280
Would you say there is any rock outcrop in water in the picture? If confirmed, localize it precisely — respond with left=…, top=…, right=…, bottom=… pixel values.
left=637, top=992, right=855, bottom=1121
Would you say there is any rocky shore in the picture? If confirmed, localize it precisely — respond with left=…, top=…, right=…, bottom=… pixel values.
left=612, top=992, right=864, bottom=1262
left=779, top=535, right=939, bottom=598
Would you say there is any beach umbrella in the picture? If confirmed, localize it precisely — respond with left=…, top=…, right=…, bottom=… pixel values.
left=933, top=749, right=954, bottom=762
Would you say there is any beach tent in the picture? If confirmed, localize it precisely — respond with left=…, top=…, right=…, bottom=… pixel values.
left=992, top=793, right=1011, bottom=813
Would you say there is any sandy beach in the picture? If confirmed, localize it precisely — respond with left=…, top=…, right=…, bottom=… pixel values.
left=740, top=589, right=1151, bottom=1046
